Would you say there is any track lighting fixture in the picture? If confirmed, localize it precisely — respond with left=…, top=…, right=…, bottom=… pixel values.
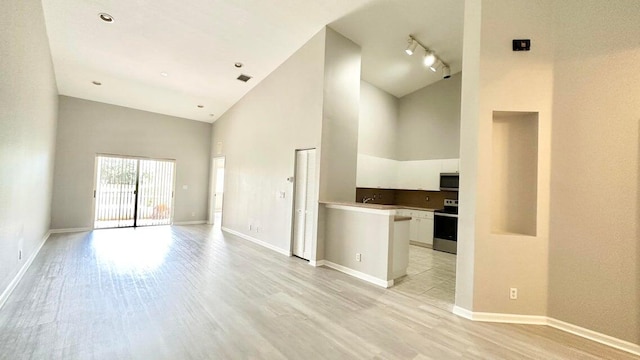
left=423, top=50, right=436, bottom=67
left=442, top=65, right=451, bottom=79
left=429, top=59, right=441, bottom=72
left=403, top=35, right=451, bottom=79
left=405, top=37, right=418, bottom=55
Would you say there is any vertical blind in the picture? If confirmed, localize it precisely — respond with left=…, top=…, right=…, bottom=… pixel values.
left=94, top=155, right=174, bottom=229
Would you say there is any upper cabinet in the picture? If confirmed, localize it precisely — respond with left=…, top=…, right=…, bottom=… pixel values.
left=357, top=154, right=459, bottom=190
left=356, top=154, right=397, bottom=189
left=440, top=159, right=460, bottom=173
left=397, top=160, right=440, bottom=191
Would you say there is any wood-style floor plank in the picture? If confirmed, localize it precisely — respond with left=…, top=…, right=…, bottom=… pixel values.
left=0, top=225, right=637, bottom=360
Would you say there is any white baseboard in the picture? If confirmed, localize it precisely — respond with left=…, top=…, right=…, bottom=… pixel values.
left=453, top=306, right=640, bottom=356
left=547, top=317, right=640, bottom=356
left=221, top=227, right=291, bottom=257
left=49, top=227, right=92, bottom=234
left=173, top=220, right=207, bottom=225
left=0, top=230, right=51, bottom=310
left=309, top=259, right=325, bottom=267
left=322, top=261, right=393, bottom=288
left=452, top=306, right=546, bottom=324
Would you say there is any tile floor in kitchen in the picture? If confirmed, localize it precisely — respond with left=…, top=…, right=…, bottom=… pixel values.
left=391, top=245, right=457, bottom=311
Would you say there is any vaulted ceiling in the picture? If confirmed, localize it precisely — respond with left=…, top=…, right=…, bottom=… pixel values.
left=42, top=0, right=464, bottom=122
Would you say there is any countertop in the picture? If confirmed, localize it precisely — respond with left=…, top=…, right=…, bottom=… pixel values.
left=319, top=201, right=440, bottom=212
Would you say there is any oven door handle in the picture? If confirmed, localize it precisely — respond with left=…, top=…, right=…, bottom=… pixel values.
left=434, top=213, right=458, bottom=218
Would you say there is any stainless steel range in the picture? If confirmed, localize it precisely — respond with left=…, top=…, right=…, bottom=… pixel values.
left=433, top=199, right=458, bottom=254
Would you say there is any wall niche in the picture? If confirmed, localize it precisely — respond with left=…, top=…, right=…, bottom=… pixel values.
left=491, top=111, right=538, bottom=236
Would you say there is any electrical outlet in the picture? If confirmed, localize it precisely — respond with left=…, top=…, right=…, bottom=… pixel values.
left=510, top=288, right=518, bottom=300
left=191, top=211, right=196, bottom=217
left=356, top=253, right=362, bottom=262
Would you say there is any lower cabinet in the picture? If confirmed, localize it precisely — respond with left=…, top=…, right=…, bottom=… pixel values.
left=400, top=210, right=434, bottom=247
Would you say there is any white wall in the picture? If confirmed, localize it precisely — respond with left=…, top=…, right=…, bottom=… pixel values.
left=52, top=96, right=212, bottom=229
left=358, top=81, right=398, bottom=159
left=0, top=0, right=58, bottom=296
left=397, top=72, right=462, bottom=161
left=211, top=29, right=326, bottom=253
left=548, top=0, right=640, bottom=344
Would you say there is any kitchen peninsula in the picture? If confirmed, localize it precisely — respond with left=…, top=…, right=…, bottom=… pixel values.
left=317, top=201, right=436, bottom=287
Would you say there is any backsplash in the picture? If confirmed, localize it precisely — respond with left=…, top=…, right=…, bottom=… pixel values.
left=355, top=188, right=396, bottom=205
left=356, top=188, right=458, bottom=209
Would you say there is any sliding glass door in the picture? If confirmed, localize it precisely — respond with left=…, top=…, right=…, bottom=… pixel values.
left=94, top=155, right=175, bottom=229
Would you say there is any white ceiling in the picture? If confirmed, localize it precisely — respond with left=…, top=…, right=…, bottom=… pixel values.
left=331, top=0, right=464, bottom=98
left=41, top=0, right=464, bottom=123
left=41, top=0, right=375, bottom=122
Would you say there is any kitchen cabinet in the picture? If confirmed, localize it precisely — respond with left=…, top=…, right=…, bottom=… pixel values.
left=398, top=209, right=434, bottom=247
left=409, top=210, right=434, bottom=247
left=357, top=154, right=460, bottom=191
left=397, top=160, right=440, bottom=191
left=441, top=159, right=460, bottom=173
left=356, top=154, right=397, bottom=189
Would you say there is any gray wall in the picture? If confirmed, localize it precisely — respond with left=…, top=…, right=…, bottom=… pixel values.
left=548, top=0, right=640, bottom=344
left=0, top=0, right=58, bottom=295
left=357, top=74, right=461, bottom=162
left=358, top=81, right=399, bottom=159
left=211, top=29, right=326, bottom=253
left=397, top=72, right=462, bottom=160
left=323, top=208, right=391, bottom=280
left=319, top=28, right=361, bottom=202
left=52, top=96, right=212, bottom=229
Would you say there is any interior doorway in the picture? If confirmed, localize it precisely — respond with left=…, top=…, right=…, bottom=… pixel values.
left=208, top=157, right=225, bottom=227
left=292, top=148, right=317, bottom=260
left=93, top=155, right=175, bottom=229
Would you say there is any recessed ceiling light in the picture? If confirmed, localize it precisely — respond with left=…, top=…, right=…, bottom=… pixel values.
left=92, top=81, right=102, bottom=86
left=197, top=105, right=204, bottom=108
left=234, top=62, right=243, bottom=68
left=98, top=13, right=114, bottom=23
left=160, top=72, right=168, bottom=77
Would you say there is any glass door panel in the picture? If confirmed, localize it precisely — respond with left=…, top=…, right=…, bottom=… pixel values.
left=94, top=156, right=138, bottom=229
left=136, top=159, right=174, bottom=226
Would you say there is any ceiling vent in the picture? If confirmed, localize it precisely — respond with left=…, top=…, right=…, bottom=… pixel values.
left=237, top=74, right=252, bottom=82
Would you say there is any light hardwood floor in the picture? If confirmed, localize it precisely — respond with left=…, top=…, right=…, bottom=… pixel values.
left=0, top=225, right=637, bottom=359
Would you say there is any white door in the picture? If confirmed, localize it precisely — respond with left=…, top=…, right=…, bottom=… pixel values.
left=293, top=149, right=317, bottom=260
left=208, top=157, right=225, bottom=226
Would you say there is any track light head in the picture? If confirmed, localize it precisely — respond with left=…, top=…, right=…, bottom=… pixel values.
left=423, top=50, right=436, bottom=67
left=405, top=38, right=418, bottom=56
left=429, top=59, right=441, bottom=72
left=442, top=65, right=451, bottom=79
